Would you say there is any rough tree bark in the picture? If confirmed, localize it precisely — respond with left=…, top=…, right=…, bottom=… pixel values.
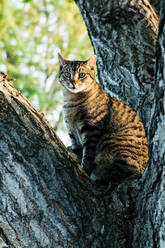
left=0, top=1, right=164, bottom=248
left=132, top=1, right=165, bottom=246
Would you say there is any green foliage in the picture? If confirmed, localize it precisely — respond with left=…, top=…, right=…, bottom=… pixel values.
left=0, top=0, right=93, bottom=141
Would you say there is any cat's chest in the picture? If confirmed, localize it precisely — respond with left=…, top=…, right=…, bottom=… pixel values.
left=64, top=103, right=90, bottom=128
left=63, top=95, right=109, bottom=130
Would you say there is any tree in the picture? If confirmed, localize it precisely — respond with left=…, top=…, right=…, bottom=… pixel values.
left=0, top=0, right=164, bottom=247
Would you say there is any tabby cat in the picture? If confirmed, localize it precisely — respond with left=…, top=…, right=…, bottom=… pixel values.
left=58, top=54, right=148, bottom=183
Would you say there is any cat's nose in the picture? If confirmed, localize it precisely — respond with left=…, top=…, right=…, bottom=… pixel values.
left=71, top=79, right=77, bottom=87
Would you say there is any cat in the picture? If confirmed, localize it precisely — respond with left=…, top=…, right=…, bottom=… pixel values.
left=58, top=53, right=148, bottom=183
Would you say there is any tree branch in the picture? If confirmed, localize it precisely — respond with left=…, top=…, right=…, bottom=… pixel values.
left=0, top=73, right=96, bottom=247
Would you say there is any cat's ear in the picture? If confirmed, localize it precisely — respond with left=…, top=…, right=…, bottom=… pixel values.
left=58, top=53, right=67, bottom=66
left=86, top=55, right=96, bottom=70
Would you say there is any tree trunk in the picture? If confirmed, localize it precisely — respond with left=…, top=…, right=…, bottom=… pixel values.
left=0, top=1, right=164, bottom=248
left=132, top=1, right=165, bottom=246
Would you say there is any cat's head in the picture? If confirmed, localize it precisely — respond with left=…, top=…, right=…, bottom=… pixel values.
left=58, top=54, right=96, bottom=93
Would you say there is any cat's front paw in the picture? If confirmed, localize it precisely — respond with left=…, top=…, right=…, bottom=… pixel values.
left=67, top=145, right=82, bottom=161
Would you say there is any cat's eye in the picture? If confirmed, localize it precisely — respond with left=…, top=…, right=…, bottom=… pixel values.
left=79, top=73, right=86, bottom=79
left=64, top=72, right=71, bottom=78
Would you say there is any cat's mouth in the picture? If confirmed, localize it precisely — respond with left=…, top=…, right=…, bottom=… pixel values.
left=64, top=83, right=88, bottom=93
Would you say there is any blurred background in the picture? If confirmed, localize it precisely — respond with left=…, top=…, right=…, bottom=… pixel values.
left=0, top=0, right=93, bottom=144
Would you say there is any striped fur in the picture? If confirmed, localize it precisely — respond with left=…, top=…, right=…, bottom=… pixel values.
left=58, top=54, right=148, bottom=183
